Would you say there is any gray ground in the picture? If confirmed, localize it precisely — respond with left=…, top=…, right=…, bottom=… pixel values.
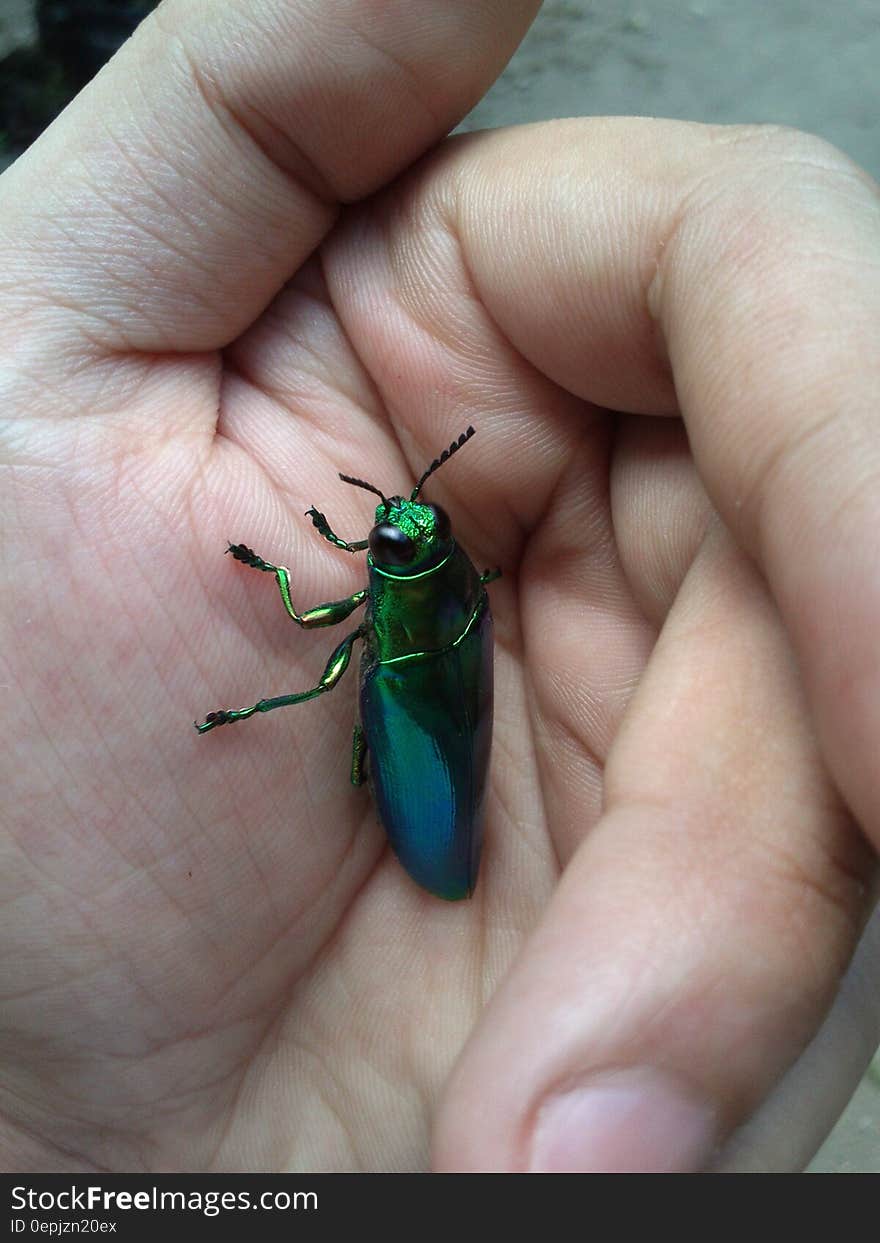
left=0, top=0, right=877, bottom=1173
left=462, top=0, right=880, bottom=179
left=0, top=0, right=32, bottom=58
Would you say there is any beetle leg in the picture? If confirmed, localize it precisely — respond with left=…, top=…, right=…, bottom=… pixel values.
left=226, top=544, right=367, bottom=628
left=305, top=507, right=369, bottom=553
left=195, top=626, right=363, bottom=734
left=350, top=723, right=368, bottom=786
left=480, top=567, right=502, bottom=585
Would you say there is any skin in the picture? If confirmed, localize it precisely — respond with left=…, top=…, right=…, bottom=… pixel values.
left=0, top=0, right=878, bottom=1172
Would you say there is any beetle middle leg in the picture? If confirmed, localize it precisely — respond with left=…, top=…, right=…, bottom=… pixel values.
left=227, top=544, right=367, bottom=628
left=350, top=723, right=368, bottom=787
left=195, top=626, right=363, bottom=733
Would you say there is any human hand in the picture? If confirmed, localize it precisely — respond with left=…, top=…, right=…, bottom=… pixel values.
left=1, top=0, right=877, bottom=1172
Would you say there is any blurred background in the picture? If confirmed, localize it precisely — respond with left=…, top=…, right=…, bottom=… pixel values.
left=0, top=0, right=877, bottom=1172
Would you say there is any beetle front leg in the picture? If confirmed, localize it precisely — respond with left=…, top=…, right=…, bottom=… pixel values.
left=481, top=568, right=502, bottom=585
left=305, top=507, right=369, bottom=553
left=196, top=626, right=363, bottom=734
left=227, top=544, right=367, bottom=627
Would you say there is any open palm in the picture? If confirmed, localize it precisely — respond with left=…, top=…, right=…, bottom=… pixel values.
left=2, top=3, right=878, bottom=1174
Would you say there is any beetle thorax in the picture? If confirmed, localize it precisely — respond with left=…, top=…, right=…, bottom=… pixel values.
left=365, top=539, right=484, bottom=663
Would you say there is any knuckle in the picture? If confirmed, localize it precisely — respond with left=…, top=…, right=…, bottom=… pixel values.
left=156, top=19, right=338, bottom=206
left=696, top=123, right=880, bottom=258
left=707, top=122, right=876, bottom=194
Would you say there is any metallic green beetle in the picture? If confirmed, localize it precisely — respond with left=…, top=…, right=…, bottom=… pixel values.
left=196, top=428, right=499, bottom=900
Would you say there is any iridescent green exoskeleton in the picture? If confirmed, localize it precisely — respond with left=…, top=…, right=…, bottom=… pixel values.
left=196, top=428, right=499, bottom=900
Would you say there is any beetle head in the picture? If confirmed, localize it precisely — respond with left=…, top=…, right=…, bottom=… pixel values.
left=338, top=427, right=474, bottom=576
left=367, top=497, right=452, bottom=575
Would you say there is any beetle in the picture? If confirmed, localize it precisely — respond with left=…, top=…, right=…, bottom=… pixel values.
left=196, top=427, right=499, bottom=900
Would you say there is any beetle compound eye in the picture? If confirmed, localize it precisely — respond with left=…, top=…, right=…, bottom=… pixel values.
left=425, top=504, right=451, bottom=542
left=369, top=523, right=416, bottom=567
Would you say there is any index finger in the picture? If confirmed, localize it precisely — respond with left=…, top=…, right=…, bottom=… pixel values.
left=0, top=0, right=539, bottom=352
left=435, top=117, right=880, bottom=855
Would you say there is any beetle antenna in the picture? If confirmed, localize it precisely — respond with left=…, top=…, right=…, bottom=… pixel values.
left=339, top=473, right=390, bottom=512
left=410, top=426, right=475, bottom=500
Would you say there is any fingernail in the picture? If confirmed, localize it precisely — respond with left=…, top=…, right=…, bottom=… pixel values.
left=528, top=1068, right=717, bottom=1173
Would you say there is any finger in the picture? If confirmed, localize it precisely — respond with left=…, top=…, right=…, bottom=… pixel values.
left=0, top=0, right=539, bottom=353
left=434, top=524, right=875, bottom=1171
left=372, top=117, right=880, bottom=859
left=652, top=133, right=880, bottom=867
